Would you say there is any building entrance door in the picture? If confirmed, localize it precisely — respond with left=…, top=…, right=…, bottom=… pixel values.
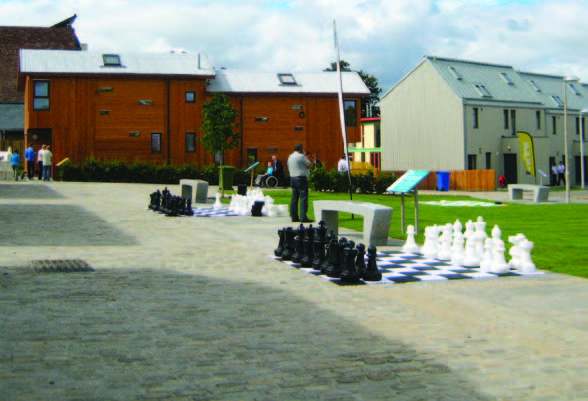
left=503, top=153, right=518, bottom=184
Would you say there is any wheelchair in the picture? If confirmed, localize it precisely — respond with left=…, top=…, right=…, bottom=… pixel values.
left=254, top=174, right=279, bottom=188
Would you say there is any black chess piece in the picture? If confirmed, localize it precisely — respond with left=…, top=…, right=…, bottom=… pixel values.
left=300, top=225, right=315, bottom=267
left=320, top=231, right=337, bottom=273
left=185, top=198, right=194, bottom=216
left=291, top=225, right=306, bottom=264
left=355, top=243, right=367, bottom=279
left=251, top=201, right=265, bottom=217
left=363, top=245, right=382, bottom=281
left=326, top=240, right=345, bottom=278
left=165, top=196, right=178, bottom=217
left=340, top=247, right=360, bottom=283
left=274, top=228, right=285, bottom=258
left=312, top=236, right=325, bottom=271
left=281, top=227, right=296, bottom=261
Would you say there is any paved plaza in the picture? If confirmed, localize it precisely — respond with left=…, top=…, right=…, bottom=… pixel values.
left=1, top=181, right=587, bottom=400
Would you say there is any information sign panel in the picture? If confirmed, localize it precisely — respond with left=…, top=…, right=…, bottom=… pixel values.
left=386, top=170, right=429, bottom=194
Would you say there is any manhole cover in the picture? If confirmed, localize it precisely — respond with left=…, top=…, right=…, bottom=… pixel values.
left=30, top=259, right=95, bottom=273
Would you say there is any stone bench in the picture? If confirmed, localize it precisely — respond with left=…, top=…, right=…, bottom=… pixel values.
left=313, top=200, right=393, bottom=246
left=179, top=179, right=209, bottom=203
left=508, top=184, right=550, bottom=202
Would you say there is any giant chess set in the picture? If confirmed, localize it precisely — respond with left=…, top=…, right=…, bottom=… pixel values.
left=147, top=187, right=288, bottom=217
left=270, top=217, right=543, bottom=286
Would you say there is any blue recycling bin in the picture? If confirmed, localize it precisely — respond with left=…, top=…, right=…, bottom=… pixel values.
left=436, top=171, right=450, bottom=191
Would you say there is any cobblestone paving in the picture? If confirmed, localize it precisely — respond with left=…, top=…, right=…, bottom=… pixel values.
left=1, top=181, right=587, bottom=400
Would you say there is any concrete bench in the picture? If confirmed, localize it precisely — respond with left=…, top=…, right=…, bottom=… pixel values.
left=179, top=179, right=209, bottom=203
left=313, top=200, right=393, bottom=246
left=508, top=184, right=550, bottom=202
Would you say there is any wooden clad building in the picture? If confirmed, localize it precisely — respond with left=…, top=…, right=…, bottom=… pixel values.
left=18, top=50, right=369, bottom=173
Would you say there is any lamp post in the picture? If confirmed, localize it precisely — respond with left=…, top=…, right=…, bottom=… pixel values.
left=581, top=108, right=588, bottom=189
left=563, top=76, right=579, bottom=203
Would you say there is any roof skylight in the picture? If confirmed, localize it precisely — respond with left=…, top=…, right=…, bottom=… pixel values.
left=551, top=95, right=564, bottom=107
left=500, top=72, right=514, bottom=85
left=449, top=67, right=462, bottom=80
left=102, top=54, right=121, bottom=67
left=278, top=73, right=297, bottom=85
left=474, top=84, right=492, bottom=98
left=529, top=80, right=541, bottom=92
left=569, top=83, right=581, bottom=95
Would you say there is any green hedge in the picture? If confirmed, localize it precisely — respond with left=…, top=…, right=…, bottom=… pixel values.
left=309, top=167, right=396, bottom=194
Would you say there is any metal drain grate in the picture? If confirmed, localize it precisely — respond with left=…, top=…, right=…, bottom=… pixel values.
left=30, top=259, right=95, bottom=273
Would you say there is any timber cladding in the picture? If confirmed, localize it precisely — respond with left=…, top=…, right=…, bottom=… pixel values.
left=24, top=75, right=363, bottom=172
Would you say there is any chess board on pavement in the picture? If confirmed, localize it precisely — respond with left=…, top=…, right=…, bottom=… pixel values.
left=269, top=250, right=543, bottom=286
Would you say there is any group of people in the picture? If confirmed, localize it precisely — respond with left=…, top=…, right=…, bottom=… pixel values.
left=551, top=161, right=566, bottom=186
left=8, top=144, right=52, bottom=182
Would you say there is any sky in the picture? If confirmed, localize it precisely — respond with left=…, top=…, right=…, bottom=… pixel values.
left=1, top=0, right=588, bottom=94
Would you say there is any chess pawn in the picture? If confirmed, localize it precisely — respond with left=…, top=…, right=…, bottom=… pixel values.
left=355, top=243, right=367, bottom=278
left=450, top=233, right=465, bottom=266
left=213, top=193, right=222, bottom=210
left=490, top=242, right=510, bottom=274
left=402, top=225, right=420, bottom=253
left=518, top=239, right=536, bottom=273
left=281, top=227, right=296, bottom=261
left=363, top=245, right=382, bottom=281
left=274, top=228, right=285, bottom=257
left=479, top=238, right=494, bottom=272
left=508, top=234, right=526, bottom=270
left=185, top=199, right=194, bottom=216
left=340, top=248, right=360, bottom=283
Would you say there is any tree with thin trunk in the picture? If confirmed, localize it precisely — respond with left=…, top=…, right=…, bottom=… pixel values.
left=199, top=93, right=240, bottom=197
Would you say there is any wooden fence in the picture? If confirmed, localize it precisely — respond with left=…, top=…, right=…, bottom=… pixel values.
left=389, top=169, right=496, bottom=191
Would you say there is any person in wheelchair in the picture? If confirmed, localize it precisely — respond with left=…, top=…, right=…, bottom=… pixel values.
left=255, top=162, right=279, bottom=188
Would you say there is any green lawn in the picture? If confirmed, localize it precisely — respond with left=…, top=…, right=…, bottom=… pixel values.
left=231, top=189, right=588, bottom=279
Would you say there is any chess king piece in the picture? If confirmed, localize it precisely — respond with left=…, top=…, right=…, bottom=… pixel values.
left=355, top=243, right=367, bottom=279
left=281, top=227, right=296, bottom=261
left=363, top=245, right=382, bottom=281
left=518, top=239, right=536, bottom=273
left=402, top=225, right=420, bottom=253
left=340, top=247, right=360, bottom=283
left=275, top=228, right=285, bottom=257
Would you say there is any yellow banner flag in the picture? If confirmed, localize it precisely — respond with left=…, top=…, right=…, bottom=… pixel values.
left=517, top=131, right=535, bottom=176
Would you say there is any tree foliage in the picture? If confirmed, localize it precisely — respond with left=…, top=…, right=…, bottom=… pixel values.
left=325, top=60, right=382, bottom=118
left=199, top=93, right=241, bottom=167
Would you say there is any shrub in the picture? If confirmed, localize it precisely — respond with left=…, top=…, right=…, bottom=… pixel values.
left=59, top=161, right=84, bottom=182
left=104, top=160, right=130, bottom=183
left=374, top=171, right=396, bottom=194
left=82, top=156, right=105, bottom=182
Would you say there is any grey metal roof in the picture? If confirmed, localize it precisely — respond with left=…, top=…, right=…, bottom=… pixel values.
left=426, top=56, right=543, bottom=105
left=518, top=71, right=588, bottom=112
left=208, top=70, right=370, bottom=95
left=0, top=104, right=24, bottom=130
left=20, top=49, right=215, bottom=76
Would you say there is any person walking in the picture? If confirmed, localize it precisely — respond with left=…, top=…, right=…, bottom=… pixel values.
left=42, top=145, right=53, bottom=181
left=10, top=150, right=20, bottom=181
left=272, top=155, right=286, bottom=188
left=557, top=161, right=566, bottom=186
left=25, top=144, right=35, bottom=180
left=37, top=145, right=45, bottom=180
left=287, top=143, right=312, bottom=223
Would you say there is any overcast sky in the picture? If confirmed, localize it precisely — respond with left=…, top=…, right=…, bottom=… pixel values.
left=2, top=0, right=588, bottom=93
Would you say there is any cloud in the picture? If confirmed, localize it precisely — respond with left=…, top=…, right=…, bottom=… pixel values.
left=1, top=0, right=588, bottom=93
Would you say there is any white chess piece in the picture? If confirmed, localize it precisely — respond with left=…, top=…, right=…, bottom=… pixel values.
left=518, top=239, right=536, bottom=273
left=491, top=225, right=502, bottom=242
left=463, top=235, right=481, bottom=267
left=453, top=219, right=462, bottom=235
left=213, top=193, right=222, bottom=210
left=422, top=225, right=439, bottom=259
left=491, top=241, right=510, bottom=274
left=479, top=238, right=494, bottom=272
left=508, top=234, right=526, bottom=270
left=464, top=220, right=475, bottom=240
left=450, top=232, right=465, bottom=266
left=402, top=225, right=420, bottom=253
left=437, top=225, right=453, bottom=261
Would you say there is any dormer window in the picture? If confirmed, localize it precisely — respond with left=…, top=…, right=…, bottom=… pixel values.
left=449, top=67, right=462, bottom=80
left=529, top=80, right=541, bottom=92
left=500, top=72, right=514, bottom=85
left=569, top=84, right=581, bottom=95
left=474, top=84, right=492, bottom=98
left=278, top=73, right=297, bottom=85
left=103, top=54, right=121, bottom=67
left=551, top=95, right=564, bottom=107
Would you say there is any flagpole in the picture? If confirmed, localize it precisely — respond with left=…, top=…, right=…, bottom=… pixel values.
left=334, top=20, right=354, bottom=207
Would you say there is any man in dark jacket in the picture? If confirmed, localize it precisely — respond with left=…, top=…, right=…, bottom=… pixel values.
left=272, top=155, right=286, bottom=188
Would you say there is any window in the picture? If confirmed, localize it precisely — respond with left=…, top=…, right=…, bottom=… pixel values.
left=504, top=109, right=509, bottom=129
left=536, top=111, right=541, bottom=129
left=99, top=110, right=109, bottom=115
left=474, top=84, right=492, bottom=97
left=33, top=81, right=50, bottom=110
left=255, top=117, right=269, bottom=122
left=375, top=125, right=381, bottom=148
left=552, top=116, right=557, bottom=135
left=185, top=91, right=196, bottom=103
left=277, top=73, right=297, bottom=85
left=551, top=95, right=564, bottom=107
left=185, top=132, right=196, bottom=152
left=151, top=133, right=162, bottom=153
left=291, top=105, right=303, bottom=110
left=510, top=110, right=516, bottom=136
left=294, top=126, right=303, bottom=131
left=486, top=152, right=492, bottom=169
left=344, top=100, right=357, bottom=127
left=500, top=72, right=514, bottom=85
left=529, top=80, right=541, bottom=92
left=102, top=54, right=121, bottom=66
left=138, top=100, right=153, bottom=105
left=569, top=84, right=580, bottom=95
left=449, top=67, right=462, bottom=80
left=129, top=132, right=140, bottom=137
left=473, top=108, right=479, bottom=129
left=247, top=148, right=257, bottom=166
left=582, top=117, right=586, bottom=140
left=467, top=154, right=477, bottom=170
left=576, top=117, right=580, bottom=135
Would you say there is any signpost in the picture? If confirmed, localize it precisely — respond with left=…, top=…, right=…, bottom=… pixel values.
left=386, top=170, right=430, bottom=234
left=244, top=161, right=260, bottom=189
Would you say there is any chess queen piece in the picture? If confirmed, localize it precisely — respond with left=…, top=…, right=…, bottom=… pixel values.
left=355, top=243, right=367, bottom=279
left=274, top=228, right=285, bottom=257
left=340, top=247, right=360, bottom=283
left=363, top=245, right=382, bottom=281
left=402, top=225, right=420, bottom=253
